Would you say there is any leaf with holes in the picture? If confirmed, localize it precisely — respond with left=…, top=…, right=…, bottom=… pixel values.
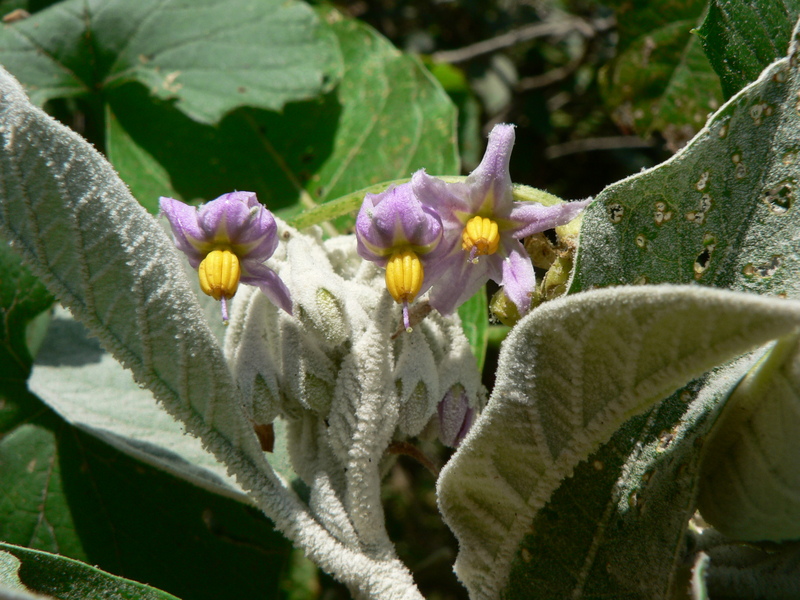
left=0, top=0, right=341, bottom=124
left=442, top=18, right=800, bottom=600
left=437, top=285, right=800, bottom=600
left=574, top=34, right=800, bottom=298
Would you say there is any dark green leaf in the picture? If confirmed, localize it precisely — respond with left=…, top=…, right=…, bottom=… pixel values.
left=105, top=105, right=172, bottom=214
left=697, top=0, right=800, bottom=98
left=0, top=542, right=181, bottom=600
left=0, top=236, right=54, bottom=381
left=0, top=413, right=295, bottom=600
left=457, top=290, right=489, bottom=373
left=0, top=0, right=341, bottom=124
left=106, top=8, right=457, bottom=219
left=601, top=0, right=723, bottom=150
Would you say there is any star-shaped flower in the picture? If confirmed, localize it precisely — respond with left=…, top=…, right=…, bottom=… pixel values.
left=413, top=124, right=591, bottom=315
left=356, top=182, right=446, bottom=331
left=160, top=192, right=292, bottom=322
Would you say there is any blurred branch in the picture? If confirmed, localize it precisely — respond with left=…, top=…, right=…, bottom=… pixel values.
left=546, top=136, right=656, bottom=160
left=432, top=16, right=614, bottom=64
left=518, top=54, right=585, bottom=90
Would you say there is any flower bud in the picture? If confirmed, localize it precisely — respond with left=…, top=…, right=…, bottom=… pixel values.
left=438, top=385, right=474, bottom=447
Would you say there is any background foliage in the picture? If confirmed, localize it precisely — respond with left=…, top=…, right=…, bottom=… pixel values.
left=0, top=0, right=798, bottom=599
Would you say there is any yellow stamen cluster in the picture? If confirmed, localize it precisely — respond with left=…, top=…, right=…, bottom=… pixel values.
left=198, top=249, right=241, bottom=301
left=462, top=216, right=500, bottom=261
left=385, top=249, right=424, bottom=303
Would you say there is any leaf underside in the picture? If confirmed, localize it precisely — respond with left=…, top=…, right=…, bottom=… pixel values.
left=438, top=15, right=800, bottom=600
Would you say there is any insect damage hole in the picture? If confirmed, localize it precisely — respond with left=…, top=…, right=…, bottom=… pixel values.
left=761, top=181, right=795, bottom=214
left=694, top=235, right=716, bottom=279
left=654, top=201, right=673, bottom=225
left=608, top=203, right=624, bottom=223
left=743, top=255, right=783, bottom=278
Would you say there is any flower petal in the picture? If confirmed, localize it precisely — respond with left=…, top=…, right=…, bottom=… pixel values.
left=197, top=192, right=256, bottom=243
left=463, top=123, right=515, bottom=218
left=159, top=196, right=206, bottom=267
left=428, top=250, right=494, bottom=315
left=509, top=198, right=592, bottom=239
left=499, top=240, right=537, bottom=315
left=240, top=260, right=293, bottom=315
left=412, top=170, right=475, bottom=228
left=438, top=386, right=471, bottom=447
left=356, top=182, right=443, bottom=262
left=234, top=206, right=279, bottom=261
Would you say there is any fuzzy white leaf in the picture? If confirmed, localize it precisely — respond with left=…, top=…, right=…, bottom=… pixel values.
left=0, top=66, right=424, bottom=600
left=437, top=284, right=800, bottom=600
left=698, top=331, right=800, bottom=540
left=30, top=307, right=248, bottom=501
left=287, top=230, right=350, bottom=345
left=328, top=294, right=399, bottom=553
left=225, top=285, right=284, bottom=424
left=393, top=329, right=440, bottom=436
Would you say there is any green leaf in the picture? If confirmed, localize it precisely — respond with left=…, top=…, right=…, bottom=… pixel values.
left=457, top=290, right=488, bottom=373
left=0, top=235, right=54, bottom=380
left=697, top=0, right=800, bottom=98
left=106, top=8, right=457, bottom=218
left=1, top=326, right=298, bottom=600
left=601, top=0, right=724, bottom=149
left=0, top=0, right=341, bottom=124
left=105, top=105, right=173, bottom=214
left=437, top=285, right=800, bottom=600
left=0, top=410, right=298, bottom=600
left=0, top=542, right=181, bottom=600
left=1, top=421, right=301, bottom=599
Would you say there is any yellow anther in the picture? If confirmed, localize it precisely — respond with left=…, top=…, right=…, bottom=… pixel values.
left=198, top=249, right=241, bottom=301
left=385, top=249, right=424, bottom=303
left=462, top=216, right=500, bottom=259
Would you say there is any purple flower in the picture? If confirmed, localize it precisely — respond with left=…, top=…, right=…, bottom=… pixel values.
left=160, top=192, right=292, bottom=322
left=438, top=385, right=474, bottom=448
left=356, top=183, right=445, bottom=331
left=413, top=124, right=591, bottom=315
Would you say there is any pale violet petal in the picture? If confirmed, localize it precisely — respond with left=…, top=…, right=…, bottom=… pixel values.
left=159, top=196, right=206, bottom=266
left=509, top=198, right=592, bottom=239
left=500, top=240, right=537, bottom=315
left=241, top=260, right=293, bottom=315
